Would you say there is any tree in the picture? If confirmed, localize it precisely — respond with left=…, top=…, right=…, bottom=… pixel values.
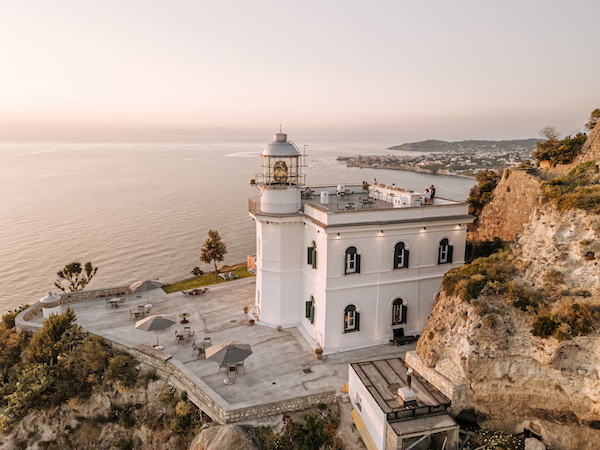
left=466, top=170, right=500, bottom=217
left=586, top=108, right=600, bottom=131
left=200, top=230, right=227, bottom=282
left=54, top=261, right=98, bottom=292
left=191, top=267, right=204, bottom=277
left=533, top=129, right=587, bottom=166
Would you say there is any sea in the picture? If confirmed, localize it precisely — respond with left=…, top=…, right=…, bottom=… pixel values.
left=0, top=141, right=476, bottom=314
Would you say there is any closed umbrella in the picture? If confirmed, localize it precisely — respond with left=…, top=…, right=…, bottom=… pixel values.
left=135, top=314, right=176, bottom=349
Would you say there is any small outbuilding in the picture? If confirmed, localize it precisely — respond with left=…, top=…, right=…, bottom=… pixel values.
left=348, top=357, right=459, bottom=450
left=40, top=291, right=62, bottom=319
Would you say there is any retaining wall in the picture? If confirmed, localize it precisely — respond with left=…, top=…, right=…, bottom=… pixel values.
left=16, top=285, right=133, bottom=332
left=16, top=295, right=336, bottom=425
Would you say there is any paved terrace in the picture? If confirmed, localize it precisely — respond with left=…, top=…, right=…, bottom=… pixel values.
left=21, top=277, right=412, bottom=423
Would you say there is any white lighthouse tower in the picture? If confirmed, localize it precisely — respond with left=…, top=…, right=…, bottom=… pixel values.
left=249, top=132, right=305, bottom=327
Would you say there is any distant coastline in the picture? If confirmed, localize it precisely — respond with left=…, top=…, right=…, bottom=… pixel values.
left=338, top=137, right=538, bottom=179
left=337, top=158, right=477, bottom=179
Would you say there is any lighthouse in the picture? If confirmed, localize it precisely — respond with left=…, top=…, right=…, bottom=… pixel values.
left=249, top=132, right=305, bottom=327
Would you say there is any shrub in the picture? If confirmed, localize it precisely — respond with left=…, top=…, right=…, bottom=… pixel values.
left=541, top=161, right=600, bottom=213
left=159, top=385, right=178, bottom=404
left=532, top=302, right=599, bottom=340
left=467, top=170, right=501, bottom=217
left=466, top=238, right=508, bottom=263
left=505, top=282, right=543, bottom=313
left=1, top=305, right=29, bottom=330
left=105, top=353, right=139, bottom=388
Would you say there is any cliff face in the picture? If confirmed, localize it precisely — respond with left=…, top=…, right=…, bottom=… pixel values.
left=416, top=199, right=600, bottom=450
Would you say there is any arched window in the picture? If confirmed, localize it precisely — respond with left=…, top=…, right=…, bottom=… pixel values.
left=305, top=295, right=315, bottom=324
left=307, top=241, right=317, bottom=269
left=393, top=242, right=409, bottom=269
left=345, top=246, right=361, bottom=274
left=438, top=238, right=453, bottom=264
left=344, top=304, right=360, bottom=332
left=392, top=298, right=407, bottom=325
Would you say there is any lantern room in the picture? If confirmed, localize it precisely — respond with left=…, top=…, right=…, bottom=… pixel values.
left=261, top=133, right=302, bottom=186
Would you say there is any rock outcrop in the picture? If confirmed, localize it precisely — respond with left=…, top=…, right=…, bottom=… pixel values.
left=414, top=190, right=600, bottom=449
left=190, top=425, right=258, bottom=450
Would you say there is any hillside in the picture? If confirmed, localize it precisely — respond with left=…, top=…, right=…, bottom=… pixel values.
left=388, top=138, right=539, bottom=152
left=408, top=158, right=600, bottom=450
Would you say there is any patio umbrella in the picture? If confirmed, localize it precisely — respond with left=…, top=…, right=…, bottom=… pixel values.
left=135, top=314, right=176, bottom=348
left=130, top=280, right=164, bottom=302
left=205, top=341, right=253, bottom=365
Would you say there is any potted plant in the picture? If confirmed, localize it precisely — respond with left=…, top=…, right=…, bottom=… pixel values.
left=243, top=306, right=249, bottom=314
left=389, top=339, right=395, bottom=346
left=314, top=347, right=323, bottom=359
left=249, top=319, right=255, bottom=325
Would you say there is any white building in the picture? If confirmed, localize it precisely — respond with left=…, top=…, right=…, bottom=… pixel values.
left=348, top=358, right=459, bottom=450
left=249, top=132, right=473, bottom=354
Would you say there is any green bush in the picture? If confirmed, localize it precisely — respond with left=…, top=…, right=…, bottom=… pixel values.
left=466, top=238, right=508, bottom=263
left=506, top=282, right=543, bottom=313
left=105, top=353, right=139, bottom=388
left=532, top=302, right=599, bottom=340
left=467, top=170, right=501, bottom=217
left=1, top=305, right=29, bottom=330
left=541, top=161, right=600, bottom=213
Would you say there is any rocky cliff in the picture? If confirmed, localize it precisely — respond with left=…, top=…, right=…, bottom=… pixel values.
left=414, top=169, right=600, bottom=449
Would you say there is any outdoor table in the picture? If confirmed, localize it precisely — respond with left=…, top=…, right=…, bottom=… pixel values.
left=179, top=313, right=190, bottom=324
left=109, top=298, right=122, bottom=309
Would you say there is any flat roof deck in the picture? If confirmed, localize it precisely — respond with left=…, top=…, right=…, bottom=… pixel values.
left=351, top=358, right=450, bottom=414
left=28, top=277, right=413, bottom=413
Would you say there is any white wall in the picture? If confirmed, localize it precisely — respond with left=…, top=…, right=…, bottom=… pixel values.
left=348, top=365, right=386, bottom=450
left=255, top=217, right=304, bottom=327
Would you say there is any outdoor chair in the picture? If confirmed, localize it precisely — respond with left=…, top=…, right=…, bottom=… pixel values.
left=192, top=343, right=205, bottom=358
left=236, top=361, right=245, bottom=373
left=203, top=337, right=212, bottom=347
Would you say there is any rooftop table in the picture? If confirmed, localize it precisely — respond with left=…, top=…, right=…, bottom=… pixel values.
left=369, top=186, right=424, bottom=207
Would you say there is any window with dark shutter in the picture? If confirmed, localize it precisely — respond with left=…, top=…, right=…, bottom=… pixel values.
left=305, top=296, right=315, bottom=324
left=344, top=304, right=359, bottom=332
left=307, top=241, right=317, bottom=269
left=392, top=298, right=407, bottom=325
left=394, top=242, right=409, bottom=269
left=345, top=246, right=360, bottom=274
left=438, top=238, right=453, bottom=264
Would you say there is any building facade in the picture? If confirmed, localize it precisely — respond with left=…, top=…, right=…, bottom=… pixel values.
left=249, top=132, right=473, bottom=354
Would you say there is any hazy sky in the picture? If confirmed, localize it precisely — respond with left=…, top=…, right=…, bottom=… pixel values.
left=1, top=1, right=599, bottom=143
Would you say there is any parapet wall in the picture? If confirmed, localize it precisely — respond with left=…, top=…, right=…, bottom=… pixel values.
left=16, top=285, right=134, bottom=332
left=109, top=338, right=335, bottom=425
left=468, top=169, right=543, bottom=242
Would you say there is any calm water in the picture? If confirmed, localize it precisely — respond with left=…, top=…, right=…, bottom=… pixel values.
left=0, top=141, right=476, bottom=313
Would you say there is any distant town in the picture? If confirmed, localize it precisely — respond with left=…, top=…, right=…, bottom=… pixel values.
left=338, top=138, right=539, bottom=178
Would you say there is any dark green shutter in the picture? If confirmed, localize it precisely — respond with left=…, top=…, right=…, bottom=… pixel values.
left=305, top=300, right=311, bottom=319
left=448, top=246, right=453, bottom=263
left=310, top=304, right=315, bottom=324
left=438, top=246, right=442, bottom=264
left=311, top=249, right=317, bottom=269
left=356, top=254, right=361, bottom=273
left=401, top=305, right=407, bottom=323
left=404, top=250, right=409, bottom=268
left=355, top=311, right=360, bottom=331
left=307, top=247, right=312, bottom=265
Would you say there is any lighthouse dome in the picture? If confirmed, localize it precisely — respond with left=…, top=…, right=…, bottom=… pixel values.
left=262, top=133, right=300, bottom=157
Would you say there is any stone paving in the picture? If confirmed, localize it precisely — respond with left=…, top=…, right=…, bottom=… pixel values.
left=27, top=277, right=412, bottom=415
